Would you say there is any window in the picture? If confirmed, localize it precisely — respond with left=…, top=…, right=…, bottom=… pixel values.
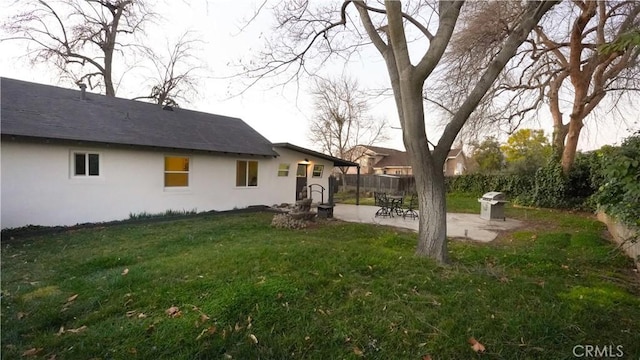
left=312, top=164, right=324, bottom=178
left=165, top=156, right=189, bottom=187
left=296, top=164, right=307, bottom=177
left=74, top=152, right=100, bottom=176
left=277, top=163, right=290, bottom=177
left=237, top=160, right=258, bottom=187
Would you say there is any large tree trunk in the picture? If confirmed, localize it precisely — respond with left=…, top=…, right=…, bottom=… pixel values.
left=401, top=79, right=449, bottom=263
left=561, top=117, right=583, bottom=174
left=414, top=160, right=448, bottom=261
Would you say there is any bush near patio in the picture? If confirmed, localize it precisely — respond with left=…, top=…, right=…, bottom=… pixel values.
left=447, top=133, right=640, bottom=215
left=592, top=132, right=640, bottom=230
left=2, top=203, right=640, bottom=359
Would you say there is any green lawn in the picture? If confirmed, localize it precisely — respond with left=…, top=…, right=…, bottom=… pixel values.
left=2, top=201, right=639, bottom=359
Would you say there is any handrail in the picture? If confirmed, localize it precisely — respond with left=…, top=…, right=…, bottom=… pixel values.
left=308, top=184, right=326, bottom=204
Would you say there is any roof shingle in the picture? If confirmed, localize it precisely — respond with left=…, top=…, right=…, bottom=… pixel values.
left=0, top=77, right=278, bottom=157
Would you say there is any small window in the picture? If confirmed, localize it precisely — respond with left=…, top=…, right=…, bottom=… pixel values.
left=237, top=160, right=258, bottom=187
left=74, top=152, right=100, bottom=176
left=277, top=163, right=290, bottom=177
left=296, top=164, right=307, bottom=177
left=312, top=164, right=324, bottom=178
left=165, top=156, right=189, bottom=187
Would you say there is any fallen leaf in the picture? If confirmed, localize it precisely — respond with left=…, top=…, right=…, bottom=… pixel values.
left=121, top=268, right=129, bottom=276
left=22, top=348, right=43, bottom=356
left=56, top=326, right=65, bottom=336
left=47, top=355, right=57, bottom=360
left=234, top=323, right=243, bottom=331
left=195, top=326, right=217, bottom=340
left=200, top=314, right=210, bottom=323
left=146, top=324, right=155, bottom=334
left=249, top=334, right=258, bottom=344
left=66, top=294, right=78, bottom=303
left=66, top=325, right=87, bottom=334
left=468, top=337, right=486, bottom=353
left=499, top=276, right=510, bottom=283
left=126, top=310, right=137, bottom=318
left=422, top=355, right=433, bottom=360
left=165, top=306, right=181, bottom=318
left=137, top=313, right=147, bottom=319
left=353, top=346, right=364, bottom=357
left=561, top=265, right=569, bottom=270
left=17, top=312, right=28, bottom=320
left=196, top=328, right=208, bottom=341
left=128, top=348, right=137, bottom=354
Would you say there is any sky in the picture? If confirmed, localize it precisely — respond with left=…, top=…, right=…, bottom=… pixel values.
left=0, top=1, right=637, bottom=154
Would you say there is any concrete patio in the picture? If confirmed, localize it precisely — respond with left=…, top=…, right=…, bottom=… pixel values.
left=332, top=204, right=523, bottom=242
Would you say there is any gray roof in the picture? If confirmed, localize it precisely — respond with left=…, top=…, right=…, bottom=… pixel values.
left=273, top=143, right=359, bottom=167
left=0, top=77, right=278, bottom=157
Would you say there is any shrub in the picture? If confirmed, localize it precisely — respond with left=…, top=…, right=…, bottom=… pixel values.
left=529, top=161, right=569, bottom=208
left=592, top=132, right=640, bottom=229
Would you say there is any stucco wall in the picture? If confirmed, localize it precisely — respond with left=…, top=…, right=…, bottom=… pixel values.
left=1, top=140, right=332, bottom=228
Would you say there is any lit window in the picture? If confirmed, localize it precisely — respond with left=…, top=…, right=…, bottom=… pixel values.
left=165, top=156, right=189, bottom=187
left=74, top=152, right=100, bottom=176
left=237, top=160, right=258, bottom=187
left=296, top=164, right=307, bottom=177
left=312, top=164, right=324, bottom=178
left=277, top=163, right=290, bottom=177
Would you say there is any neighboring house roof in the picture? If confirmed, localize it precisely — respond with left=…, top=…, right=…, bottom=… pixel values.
left=0, top=77, right=278, bottom=157
left=372, top=149, right=411, bottom=168
left=357, top=145, right=464, bottom=168
left=273, top=143, right=359, bottom=167
left=447, top=148, right=464, bottom=158
left=360, top=145, right=397, bottom=156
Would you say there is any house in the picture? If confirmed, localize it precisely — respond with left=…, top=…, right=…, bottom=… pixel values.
left=346, top=145, right=466, bottom=176
left=0, top=78, right=357, bottom=229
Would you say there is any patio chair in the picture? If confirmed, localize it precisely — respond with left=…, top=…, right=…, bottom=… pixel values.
left=388, top=192, right=405, bottom=216
left=402, top=193, right=419, bottom=219
left=374, top=192, right=393, bottom=217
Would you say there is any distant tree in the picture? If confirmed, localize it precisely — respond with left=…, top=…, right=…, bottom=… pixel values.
left=133, top=32, right=204, bottom=107
left=308, top=77, right=389, bottom=174
left=470, top=137, right=504, bottom=174
left=501, top=129, right=552, bottom=174
left=3, top=0, right=154, bottom=96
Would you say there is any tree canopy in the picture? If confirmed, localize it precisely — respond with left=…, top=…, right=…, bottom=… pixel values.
left=501, top=129, right=553, bottom=174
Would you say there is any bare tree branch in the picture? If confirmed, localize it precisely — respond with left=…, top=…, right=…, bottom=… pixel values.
left=3, top=0, right=155, bottom=96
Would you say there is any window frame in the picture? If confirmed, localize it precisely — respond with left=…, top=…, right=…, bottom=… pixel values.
left=71, top=151, right=101, bottom=178
left=277, top=163, right=290, bottom=177
left=164, top=156, right=191, bottom=188
left=312, top=164, right=324, bottom=178
left=236, top=160, right=259, bottom=187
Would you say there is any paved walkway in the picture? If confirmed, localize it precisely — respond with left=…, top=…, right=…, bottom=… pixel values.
left=332, top=204, right=523, bottom=242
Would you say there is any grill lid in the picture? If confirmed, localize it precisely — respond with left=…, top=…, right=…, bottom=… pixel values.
left=479, top=191, right=507, bottom=203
